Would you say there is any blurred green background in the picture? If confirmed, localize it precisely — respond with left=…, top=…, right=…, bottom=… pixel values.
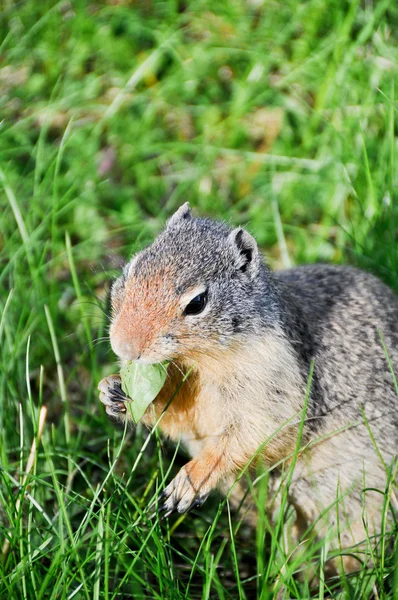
left=1, top=1, right=398, bottom=598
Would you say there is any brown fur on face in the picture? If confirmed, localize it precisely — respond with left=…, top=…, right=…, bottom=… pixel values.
left=111, top=268, right=181, bottom=361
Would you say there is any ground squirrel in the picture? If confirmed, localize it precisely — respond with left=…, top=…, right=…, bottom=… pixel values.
left=99, top=203, right=398, bottom=572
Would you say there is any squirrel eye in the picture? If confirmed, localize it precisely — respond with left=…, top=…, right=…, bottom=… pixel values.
left=184, top=291, right=208, bottom=316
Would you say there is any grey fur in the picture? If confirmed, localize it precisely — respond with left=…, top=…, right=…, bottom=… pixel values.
left=277, top=264, right=398, bottom=436
left=107, top=205, right=398, bottom=569
left=112, top=212, right=281, bottom=344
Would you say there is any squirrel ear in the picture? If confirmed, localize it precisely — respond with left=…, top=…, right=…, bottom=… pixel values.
left=166, top=203, right=192, bottom=229
left=228, top=227, right=260, bottom=278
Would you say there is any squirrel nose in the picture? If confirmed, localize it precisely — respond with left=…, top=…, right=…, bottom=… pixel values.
left=111, top=338, right=141, bottom=361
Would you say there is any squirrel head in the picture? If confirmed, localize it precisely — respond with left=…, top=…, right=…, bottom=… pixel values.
left=110, top=203, right=276, bottom=364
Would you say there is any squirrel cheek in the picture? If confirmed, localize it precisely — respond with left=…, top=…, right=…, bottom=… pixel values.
left=162, top=333, right=174, bottom=343
left=157, top=332, right=177, bottom=354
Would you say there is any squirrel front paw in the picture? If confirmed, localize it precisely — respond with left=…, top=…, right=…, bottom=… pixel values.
left=160, top=462, right=211, bottom=516
left=98, top=374, right=131, bottom=421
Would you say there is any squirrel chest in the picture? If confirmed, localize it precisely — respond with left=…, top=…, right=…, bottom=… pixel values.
left=141, top=335, right=305, bottom=463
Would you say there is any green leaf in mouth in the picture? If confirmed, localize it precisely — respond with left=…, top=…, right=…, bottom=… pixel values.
left=120, top=361, right=169, bottom=423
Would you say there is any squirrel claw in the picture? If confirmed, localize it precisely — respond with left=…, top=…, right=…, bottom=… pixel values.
left=98, top=374, right=131, bottom=421
left=159, top=467, right=210, bottom=516
left=161, top=509, right=174, bottom=520
left=158, top=490, right=167, bottom=502
left=146, top=501, right=174, bottom=521
left=177, top=494, right=209, bottom=515
left=109, top=381, right=127, bottom=401
left=185, top=497, right=207, bottom=514
left=146, top=489, right=170, bottom=519
left=160, top=492, right=209, bottom=517
left=147, top=489, right=167, bottom=512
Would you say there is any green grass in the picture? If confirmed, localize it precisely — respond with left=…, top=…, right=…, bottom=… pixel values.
left=1, top=0, right=398, bottom=597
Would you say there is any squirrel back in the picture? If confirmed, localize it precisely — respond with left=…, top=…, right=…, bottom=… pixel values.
left=277, top=264, right=398, bottom=439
